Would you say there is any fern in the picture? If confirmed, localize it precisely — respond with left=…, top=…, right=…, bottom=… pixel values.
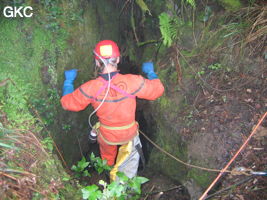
left=159, top=12, right=184, bottom=47
left=159, top=13, right=173, bottom=47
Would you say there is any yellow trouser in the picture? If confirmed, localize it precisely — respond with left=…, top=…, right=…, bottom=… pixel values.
left=110, top=135, right=141, bottom=182
left=93, top=122, right=141, bottom=182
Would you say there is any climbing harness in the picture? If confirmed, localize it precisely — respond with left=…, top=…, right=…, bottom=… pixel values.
left=93, top=121, right=138, bottom=145
left=92, top=121, right=146, bottom=180
left=101, top=121, right=136, bottom=131
left=94, top=121, right=145, bottom=164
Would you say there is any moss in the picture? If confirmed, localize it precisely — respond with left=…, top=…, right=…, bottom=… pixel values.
left=219, top=0, right=242, bottom=11
left=188, top=168, right=213, bottom=188
left=0, top=3, right=82, bottom=198
left=157, top=95, right=172, bottom=110
left=0, top=18, right=58, bottom=127
left=147, top=119, right=188, bottom=181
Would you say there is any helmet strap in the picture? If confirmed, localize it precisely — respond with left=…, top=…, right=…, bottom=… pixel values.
left=95, top=60, right=105, bottom=72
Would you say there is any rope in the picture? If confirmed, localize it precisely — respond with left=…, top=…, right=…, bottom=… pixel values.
left=139, top=130, right=231, bottom=173
left=140, top=110, right=266, bottom=175
left=199, top=111, right=267, bottom=200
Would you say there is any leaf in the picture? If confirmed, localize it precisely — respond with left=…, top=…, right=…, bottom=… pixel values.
left=90, top=152, right=96, bottom=161
left=62, top=177, right=70, bottom=181
left=159, top=12, right=177, bottom=47
left=129, top=176, right=149, bottom=194
left=81, top=161, right=90, bottom=169
left=78, top=157, right=89, bottom=170
left=82, top=185, right=101, bottom=200
left=71, top=165, right=77, bottom=171
left=135, top=0, right=152, bottom=15
left=159, top=13, right=171, bottom=46
left=83, top=170, right=91, bottom=177
left=0, top=142, right=17, bottom=150
left=107, top=182, right=125, bottom=197
left=134, top=176, right=149, bottom=184
left=117, top=172, right=129, bottom=183
left=128, top=180, right=141, bottom=194
left=99, top=180, right=106, bottom=187
left=97, top=167, right=103, bottom=174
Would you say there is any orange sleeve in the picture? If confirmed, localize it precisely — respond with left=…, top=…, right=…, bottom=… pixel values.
left=134, top=76, right=164, bottom=100
left=60, top=81, right=93, bottom=112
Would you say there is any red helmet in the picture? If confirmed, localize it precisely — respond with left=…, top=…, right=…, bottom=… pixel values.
left=94, top=40, right=120, bottom=60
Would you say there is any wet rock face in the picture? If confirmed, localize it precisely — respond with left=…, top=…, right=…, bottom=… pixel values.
left=50, top=0, right=123, bottom=166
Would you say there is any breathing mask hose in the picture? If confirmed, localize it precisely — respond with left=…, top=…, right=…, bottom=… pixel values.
left=88, top=51, right=111, bottom=129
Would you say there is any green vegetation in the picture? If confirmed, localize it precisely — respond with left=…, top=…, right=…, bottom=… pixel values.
left=159, top=12, right=179, bottom=47
left=0, top=125, right=81, bottom=199
left=71, top=156, right=91, bottom=178
left=0, top=2, right=78, bottom=199
left=41, top=136, right=54, bottom=152
left=184, top=0, right=196, bottom=8
left=71, top=153, right=111, bottom=178
left=1, top=0, right=265, bottom=198
left=82, top=172, right=149, bottom=200
left=71, top=154, right=148, bottom=199
left=159, top=12, right=192, bottom=47
left=0, top=17, right=65, bottom=128
left=142, top=0, right=266, bottom=192
left=89, top=152, right=112, bottom=174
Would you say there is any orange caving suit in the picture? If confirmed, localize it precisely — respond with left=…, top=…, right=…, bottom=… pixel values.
left=61, top=73, right=164, bottom=166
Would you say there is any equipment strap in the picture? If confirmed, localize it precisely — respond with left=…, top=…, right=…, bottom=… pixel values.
left=79, top=76, right=145, bottom=103
left=100, top=121, right=136, bottom=130
left=94, top=121, right=138, bottom=145
left=94, top=76, right=135, bottom=101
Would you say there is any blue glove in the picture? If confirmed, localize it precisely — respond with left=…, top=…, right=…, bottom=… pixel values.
left=142, top=62, right=158, bottom=80
left=62, top=69, right=77, bottom=96
left=64, top=69, right=77, bottom=81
